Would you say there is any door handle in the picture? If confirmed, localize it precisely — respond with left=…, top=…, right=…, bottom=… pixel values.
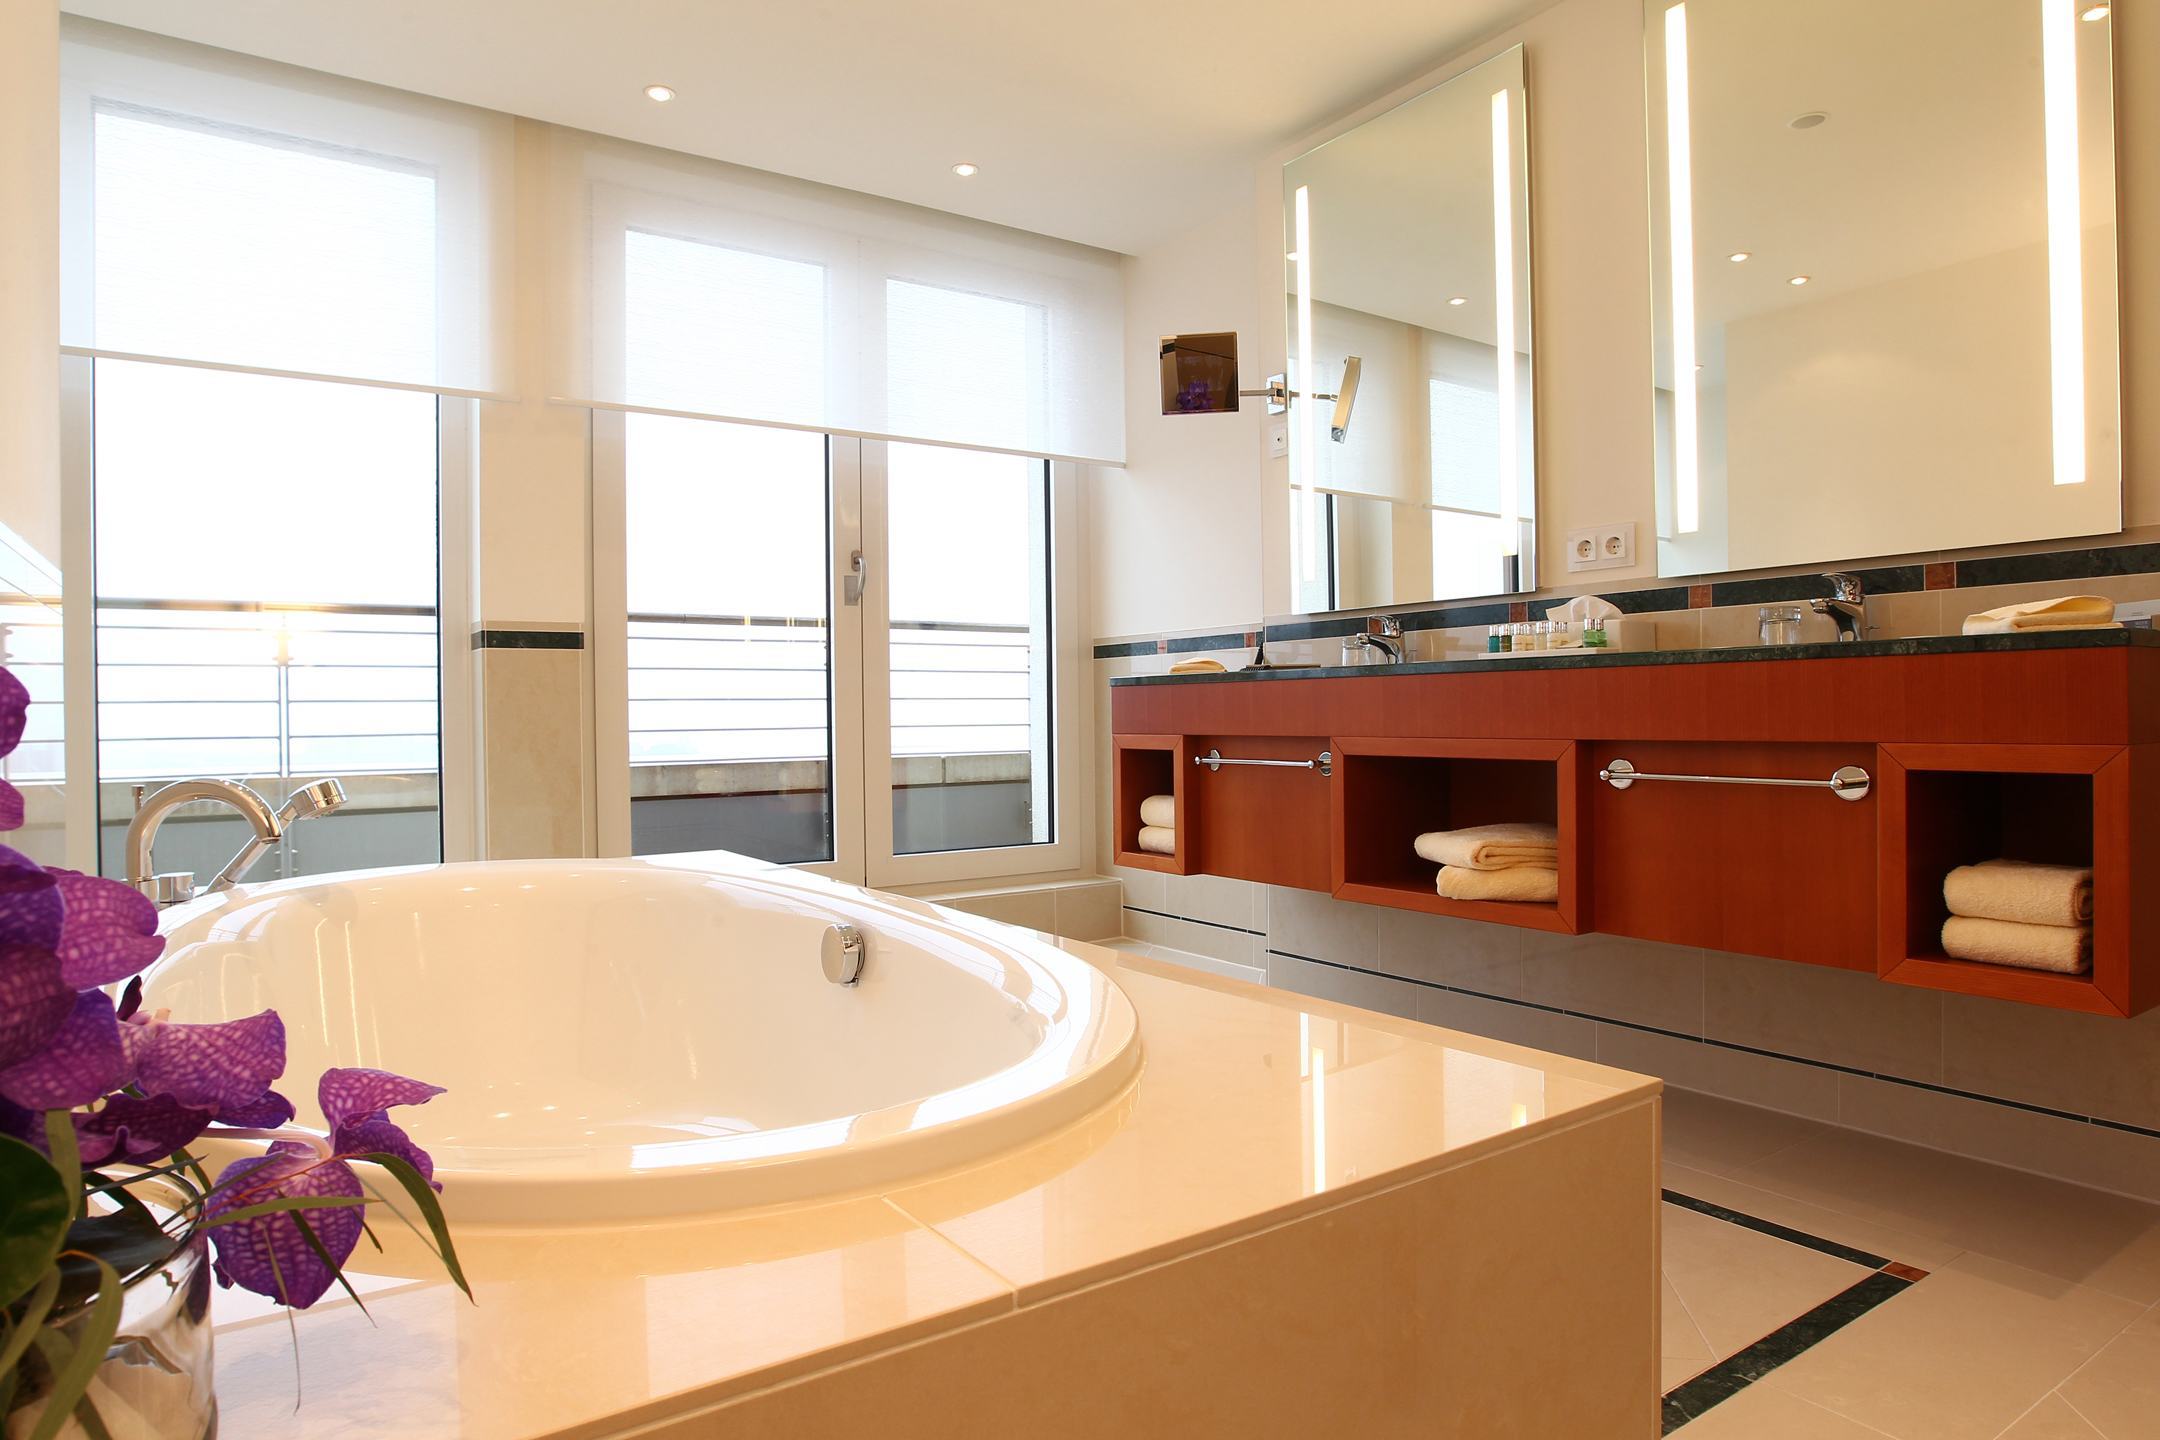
left=843, top=549, right=866, bottom=606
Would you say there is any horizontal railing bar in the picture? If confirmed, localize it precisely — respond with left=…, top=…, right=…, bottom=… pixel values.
left=97, top=597, right=438, bottom=618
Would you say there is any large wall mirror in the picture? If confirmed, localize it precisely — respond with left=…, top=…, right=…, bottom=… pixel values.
left=1281, top=46, right=1535, bottom=614
left=1648, top=0, right=2121, bottom=578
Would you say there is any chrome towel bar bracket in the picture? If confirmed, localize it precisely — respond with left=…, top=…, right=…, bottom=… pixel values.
left=1599, top=757, right=1870, bottom=802
left=1195, top=748, right=1333, bottom=778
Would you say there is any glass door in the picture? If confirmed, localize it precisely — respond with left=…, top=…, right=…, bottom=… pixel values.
left=606, top=413, right=861, bottom=875
left=595, top=423, right=1077, bottom=885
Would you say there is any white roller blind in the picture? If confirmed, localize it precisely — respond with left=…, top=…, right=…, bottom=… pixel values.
left=555, top=132, right=1125, bottom=464
left=59, top=19, right=513, bottom=394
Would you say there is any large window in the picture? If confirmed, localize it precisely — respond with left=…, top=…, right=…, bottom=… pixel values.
left=62, top=71, right=472, bottom=887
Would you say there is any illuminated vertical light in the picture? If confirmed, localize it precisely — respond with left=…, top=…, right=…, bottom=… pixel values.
left=1665, top=3, right=1701, bottom=533
left=1310, top=1045, right=1328, bottom=1192
left=2042, top=0, right=2086, bottom=485
left=1294, top=184, right=1319, bottom=582
left=1492, top=86, right=1519, bottom=559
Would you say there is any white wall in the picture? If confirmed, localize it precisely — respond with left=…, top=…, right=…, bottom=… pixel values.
left=1085, top=201, right=1266, bottom=640
left=0, top=1, right=61, bottom=570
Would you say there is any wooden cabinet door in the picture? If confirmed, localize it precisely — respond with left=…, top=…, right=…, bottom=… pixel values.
left=1588, top=741, right=1877, bottom=969
left=1189, top=734, right=1333, bottom=891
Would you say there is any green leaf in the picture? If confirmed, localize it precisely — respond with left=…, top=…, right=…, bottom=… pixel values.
left=24, top=1254, right=120, bottom=1440
left=201, top=1195, right=370, bottom=1230
left=39, top=1118, right=79, bottom=1218
left=0, top=1269, right=61, bottom=1379
left=0, top=1137, right=70, bottom=1311
left=360, top=1154, right=471, bottom=1301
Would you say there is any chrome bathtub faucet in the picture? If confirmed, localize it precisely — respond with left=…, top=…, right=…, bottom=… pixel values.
left=126, top=777, right=348, bottom=906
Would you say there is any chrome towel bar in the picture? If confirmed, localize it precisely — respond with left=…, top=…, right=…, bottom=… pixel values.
left=1195, top=748, right=1333, bottom=777
left=1599, top=757, right=1871, bottom=802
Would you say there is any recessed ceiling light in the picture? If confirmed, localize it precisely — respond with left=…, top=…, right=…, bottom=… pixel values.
left=644, top=84, right=675, bottom=103
left=1728, top=251, right=1751, bottom=263
left=951, top=161, right=979, bottom=177
left=1789, top=111, right=1829, bottom=130
left=2082, top=4, right=2109, bottom=18
left=1789, top=275, right=1811, bottom=286
left=1448, top=295, right=1468, bottom=306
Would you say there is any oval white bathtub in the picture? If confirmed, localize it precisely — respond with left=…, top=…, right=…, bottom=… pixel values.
left=142, top=855, right=1141, bottom=1223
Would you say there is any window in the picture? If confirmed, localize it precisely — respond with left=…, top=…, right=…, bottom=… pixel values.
left=59, top=56, right=480, bottom=886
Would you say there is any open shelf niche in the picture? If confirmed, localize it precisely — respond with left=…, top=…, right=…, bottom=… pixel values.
left=1878, top=743, right=2148, bottom=1016
left=1330, top=737, right=1582, bottom=934
left=1113, top=733, right=1191, bottom=874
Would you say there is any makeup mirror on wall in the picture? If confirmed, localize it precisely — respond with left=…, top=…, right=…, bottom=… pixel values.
left=1281, top=45, right=1535, bottom=614
left=1648, top=0, right=2121, bottom=578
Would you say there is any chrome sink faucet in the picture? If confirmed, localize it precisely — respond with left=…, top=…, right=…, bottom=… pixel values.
left=125, top=777, right=347, bottom=907
left=1809, top=573, right=1869, bottom=642
left=1344, top=614, right=1405, bottom=664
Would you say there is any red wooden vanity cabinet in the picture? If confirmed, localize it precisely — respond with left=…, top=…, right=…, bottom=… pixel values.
left=1110, top=639, right=2160, bottom=1016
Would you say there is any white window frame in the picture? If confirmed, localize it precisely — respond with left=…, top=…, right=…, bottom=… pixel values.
left=56, top=352, right=477, bottom=876
left=590, top=416, right=1083, bottom=886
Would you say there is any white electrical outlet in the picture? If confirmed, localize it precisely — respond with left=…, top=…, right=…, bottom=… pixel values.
left=1565, top=522, right=1636, bottom=572
left=1264, top=419, right=1289, bottom=459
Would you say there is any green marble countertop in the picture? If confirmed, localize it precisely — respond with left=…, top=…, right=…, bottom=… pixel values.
left=1108, top=627, right=2158, bottom=687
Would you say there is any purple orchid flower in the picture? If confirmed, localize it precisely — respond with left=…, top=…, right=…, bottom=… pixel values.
left=0, top=665, right=29, bottom=830
left=205, top=1067, right=444, bottom=1307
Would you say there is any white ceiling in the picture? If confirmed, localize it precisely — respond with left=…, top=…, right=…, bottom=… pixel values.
left=60, top=0, right=1560, bottom=255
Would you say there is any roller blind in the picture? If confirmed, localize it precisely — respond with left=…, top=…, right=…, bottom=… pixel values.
left=59, top=20, right=514, bottom=394
left=553, top=132, right=1126, bottom=463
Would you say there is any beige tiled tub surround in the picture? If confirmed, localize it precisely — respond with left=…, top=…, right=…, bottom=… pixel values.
left=212, top=930, right=1662, bottom=1439
left=474, top=630, right=592, bottom=858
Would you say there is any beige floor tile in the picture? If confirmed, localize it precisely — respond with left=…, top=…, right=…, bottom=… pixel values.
left=1671, top=1382, right=1899, bottom=1437
left=1662, top=1202, right=1874, bottom=1359
left=1995, top=1393, right=2107, bottom=1438
left=1733, top=1130, right=2160, bottom=1304
left=1663, top=1089, right=1835, bottom=1176
left=2057, top=1303, right=2160, bottom=1439
left=1662, top=1271, right=1715, bottom=1388
left=1663, top=1162, right=1968, bottom=1274
left=1761, top=1254, right=2143, bottom=1440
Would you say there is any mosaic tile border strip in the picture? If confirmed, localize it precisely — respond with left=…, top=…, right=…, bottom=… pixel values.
left=1091, top=538, right=2160, bottom=656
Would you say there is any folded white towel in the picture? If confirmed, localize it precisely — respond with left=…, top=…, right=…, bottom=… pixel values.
left=1962, top=595, right=2117, bottom=635
left=1136, top=825, right=1176, bottom=855
left=1414, top=823, right=1559, bottom=871
left=1944, top=859, right=2093, bottom=927
left=1138, top=795, right=1177, bottom=828
left=1941, top=915, right=2091, bottom=974
left=1437, top=864, right=1558, bottom=903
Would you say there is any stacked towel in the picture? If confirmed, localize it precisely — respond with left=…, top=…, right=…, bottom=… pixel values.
left=1136, top=794, right=1177, bottom=855
left=1939, top=859, right=2093, bottom=973
left=1416, top=823, right=1559, bottom=904
left=1438, top=865, right=1558, bottom=903
left=1413, top=823, right=1558, bottom=871
left=1962, top=595, right=2119, bottom=635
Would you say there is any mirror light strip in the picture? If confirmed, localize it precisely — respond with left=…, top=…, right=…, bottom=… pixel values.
left=1493, top=88, right=1520, bottom=559
left=1293, top=184, right=1319, bottom=582
left=2042, top=0, right=2086, bottom=486
left=1664, top=3, right=1700, bottom=534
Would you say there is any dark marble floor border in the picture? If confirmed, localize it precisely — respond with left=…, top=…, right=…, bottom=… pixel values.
left=1259, top=948, right=2160, bottom=1145
left=1661, top=1264, right=1920, bottom=1432
left=1091, top=536, right=2160, bottom=659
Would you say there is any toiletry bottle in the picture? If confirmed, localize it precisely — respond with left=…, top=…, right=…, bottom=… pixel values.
left=1487, top=624, right=1502, bottom=655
